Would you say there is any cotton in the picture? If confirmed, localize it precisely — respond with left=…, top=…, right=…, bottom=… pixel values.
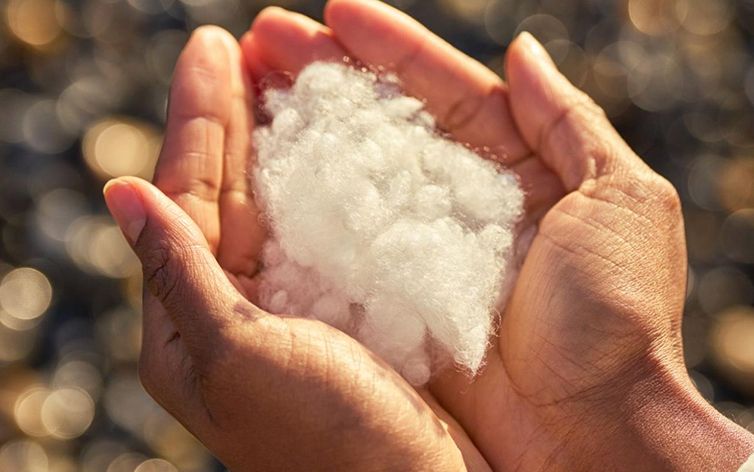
left=252, top=62, right=524, bottom=385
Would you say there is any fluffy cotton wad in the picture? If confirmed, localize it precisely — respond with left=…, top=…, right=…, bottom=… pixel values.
left=252, top=62, right=524, bottom=386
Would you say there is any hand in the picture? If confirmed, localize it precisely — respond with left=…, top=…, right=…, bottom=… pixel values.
left=104, top=27, right=486, bottom=471
left=242, top=1, right=754, bottom=470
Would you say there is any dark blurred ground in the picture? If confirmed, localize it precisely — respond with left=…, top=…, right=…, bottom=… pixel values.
left=0, top=0, right=753, bottom=470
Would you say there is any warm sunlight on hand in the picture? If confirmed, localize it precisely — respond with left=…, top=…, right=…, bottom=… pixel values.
left=102, top=1, right=754, bottom=470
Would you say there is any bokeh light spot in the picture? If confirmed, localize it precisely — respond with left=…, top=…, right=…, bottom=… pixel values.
left=711, top=307, right=754, bottom=395
left=721, top=209, right=754, bottom=264
left=41, top=387, right=95, bottom=439
left=0, top=268, right=52, bottom=321
left=5, top=0, right=63, bottom=48
left=0, top=440, right=48, bottom=472
left=14, top=387, right=51, bottom=437
left=135, top=458, right=179, bottom=472
left=82, top=117, right=161, bottom=181
left=627, top=0, right=683, bottom=36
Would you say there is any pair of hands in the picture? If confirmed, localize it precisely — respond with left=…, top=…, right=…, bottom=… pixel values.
left=104, top=0, right=754, bottom=470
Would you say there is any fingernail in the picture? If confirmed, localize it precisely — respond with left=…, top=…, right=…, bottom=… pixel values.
left=103, top=180, right=146, bottom=244
left=518, top=32, right=556, bottom=68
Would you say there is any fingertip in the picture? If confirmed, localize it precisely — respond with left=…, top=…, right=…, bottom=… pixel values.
left=503, top=33, right=525, bottom=76
left=513, top=32, right=555, bottom=65
left=105, top=177, right=162, bottom=220
left=252, top=6, right=331, bottom=43
left=251, top=5, right=292, bottom=35
left=248, top=7, right=344, bottom=76
left=325, top=0, right=385, bottom=26
left=239, top=30, right=253, bottom=50
left=182, top=26, right=229, bottom=65
left=507, top=31, right=641, bottom=191
left=248, top=7, right=289, bottom=70
left=240, top=31, right=272, bottom=81
left=239, top=30, right=256, bottom=64
left=325, top=0, right=405, bottom=36
left=505, top=32, right=568, bottom=149
left=323, top=0, right=348, bottom=26
left=186, top=25, right=242, bottom=75
left=103, top=177, right=148, bottom=245
left=105, top=177, right=169, bottom=215
left=103, top=176, right=149, bottom=201
left=106, top=174, right=147, bottom=189
left=102, top=177, right=119, bottom=197
left=324, top=0, right=422, bottom=72
left=174, top=25, right=234, bottom=87
left=112, top=177, right=214, bottom=253
left=189, top=24, right=236, bottom=47
left=505, top=32, right=555, bottom=89
left=166, top=25, right=235, bottom=134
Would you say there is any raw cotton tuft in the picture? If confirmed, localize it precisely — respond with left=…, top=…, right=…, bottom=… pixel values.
left=252, top=62, right=524, bottom=385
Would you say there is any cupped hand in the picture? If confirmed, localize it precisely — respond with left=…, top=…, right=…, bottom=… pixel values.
left=240, top=0, right=754, bottom=470
left=104, top=26, right=486, bottom=471
left=105, top=0, right=754, bottom=469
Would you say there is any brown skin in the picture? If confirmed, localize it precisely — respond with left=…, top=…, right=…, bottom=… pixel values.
left=105, top=175, right=477, bottom=471
left=104, top=0, right=754, bottom=470
left=104, top=26, right=481, bottom=472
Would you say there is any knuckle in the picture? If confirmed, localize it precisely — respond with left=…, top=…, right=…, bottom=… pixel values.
left=142, top=241, right=176, bottom=300
left=581, top=94, right=608, bottom=121
left=442, top=92, right=485, bottom=132
left=136, top=227, right=195, bottom=305
left=566, top=90, right=608, bottom=130
left=649, top=175, right=682, bottom=214
left=542, top=91, right=610, bottom=159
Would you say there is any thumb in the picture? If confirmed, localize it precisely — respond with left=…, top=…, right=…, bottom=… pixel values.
left=103, top=176, right=244, bottom=343
left=505, top=32, right=651, bottom=191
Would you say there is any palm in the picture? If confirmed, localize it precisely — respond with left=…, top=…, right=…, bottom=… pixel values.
left=241, top=1, right=691, bottom=470
left=154, top=1, right=687, bottom=470
left=239, top=4, right=586, bottom=469
left=152, top=15, right=488, bottom=470
left=158, top=1, right=567, bottom=468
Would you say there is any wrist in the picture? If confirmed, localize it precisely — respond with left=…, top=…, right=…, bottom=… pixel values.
left=562, top=353, right=754, bottom=470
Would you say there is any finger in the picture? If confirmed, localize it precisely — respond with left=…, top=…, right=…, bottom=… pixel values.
left=214, top=32, right=266, bottom=278
left=417, top=390, right=493, bottom=472
left=239, top=32, right=272, bottom=84
left=243, top=7, right=345, bottom=82
left=512, top=157, right=565, bottom=229
left=323, top=0, right=529, bottom=163
left=505, top=33, right=651, bottom=191
left=104, top=176, right=252, bottom=357
left=246, top=7, right=561, bottom=227
left=153, top=26, right=232, bottom=252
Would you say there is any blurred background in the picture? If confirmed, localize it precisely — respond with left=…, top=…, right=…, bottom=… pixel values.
left=0, top=0, right=753, bottom=470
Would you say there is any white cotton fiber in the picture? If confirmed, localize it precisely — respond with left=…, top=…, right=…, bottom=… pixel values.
left=252, top=62, right=524, bottom=386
